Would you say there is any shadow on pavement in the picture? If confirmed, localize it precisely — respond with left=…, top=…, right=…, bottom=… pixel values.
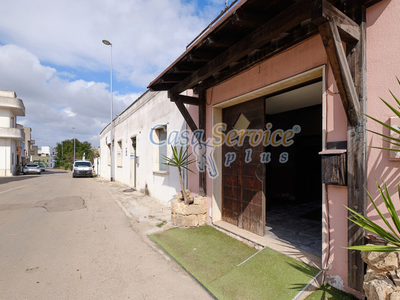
left=0, top=169, right=69, bottom=185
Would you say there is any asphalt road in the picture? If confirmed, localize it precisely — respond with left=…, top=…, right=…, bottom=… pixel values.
left=0, top=169, right=211, bottom=300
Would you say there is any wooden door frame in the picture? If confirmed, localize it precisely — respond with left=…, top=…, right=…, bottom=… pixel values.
left=212, top=66, right=325, bottom=235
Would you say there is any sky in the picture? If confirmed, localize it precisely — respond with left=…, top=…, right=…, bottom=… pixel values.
left=0, top=0, right=229, bottom=148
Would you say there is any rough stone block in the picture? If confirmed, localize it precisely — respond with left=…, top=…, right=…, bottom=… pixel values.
left=183, top=215, right=198, bottom=227
left=390, top=291, right=400, bottom=300
left=173, top=214, right=184, bottom=227
left=362, top=250, right=399, bottom=271
left=176, top=189, right=191, bottom=200
left=364, top=278, right=395, bottom=300
left=365, top=267, right=385, bottom=282
left=198, top=214, right=206, bottom=226
left=193, top=196, right=206, bottom=205
left=171, top=199, right=180, bottom=211
left=185, top=204, right=207, bottom=215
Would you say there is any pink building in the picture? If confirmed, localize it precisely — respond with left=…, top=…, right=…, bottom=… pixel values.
left=149, top=0, right=398, bottom=296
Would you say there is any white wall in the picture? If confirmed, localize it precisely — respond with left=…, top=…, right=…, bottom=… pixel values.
left=99, top=90, right=187, bottom=203
left=0, top=138, right=15, bottom=176
left=0, top=108, right=13, bottom=128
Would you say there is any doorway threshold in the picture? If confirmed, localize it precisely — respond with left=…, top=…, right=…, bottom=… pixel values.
left=213, top=220, right=322, bottom=270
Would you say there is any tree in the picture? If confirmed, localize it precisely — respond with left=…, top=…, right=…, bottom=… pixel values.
left=54, top=139, right=94, bottom=168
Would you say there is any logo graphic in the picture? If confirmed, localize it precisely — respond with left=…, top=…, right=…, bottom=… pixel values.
left=149, top=123, right=301, bottom=179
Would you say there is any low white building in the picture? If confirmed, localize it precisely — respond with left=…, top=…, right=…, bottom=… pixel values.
left=99, top=90, right=187, bottom=203
left=0, top=90, right=25, bottom=176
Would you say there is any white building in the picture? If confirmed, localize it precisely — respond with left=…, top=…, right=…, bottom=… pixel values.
left=99, top=90, right=187, bottom=203
left=0, top=90, right=25, bottom=176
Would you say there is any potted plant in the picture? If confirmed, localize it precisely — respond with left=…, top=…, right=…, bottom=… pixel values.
left=162, top=145, right=196, bottom=205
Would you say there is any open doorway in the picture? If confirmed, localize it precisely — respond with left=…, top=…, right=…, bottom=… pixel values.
left=264, top=81, right=322, bottom=256
left=130, top=137, right=137, bottom=188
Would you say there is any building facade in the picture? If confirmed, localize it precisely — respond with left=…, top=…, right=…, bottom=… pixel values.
left=99, top=90, right=187, bottom=203
left=148, top=0, right=396, bottom=296
left=0, top=90, right=25, bottom=176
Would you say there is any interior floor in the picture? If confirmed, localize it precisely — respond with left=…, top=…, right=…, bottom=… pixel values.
left=265, top=200, right=322, bottom=257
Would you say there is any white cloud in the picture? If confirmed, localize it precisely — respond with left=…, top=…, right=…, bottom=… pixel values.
left=0, top=0, right=220, bottom=88
left=0, top=44, right=139, bottom=147
left=0, top=0, right=223, bottom=147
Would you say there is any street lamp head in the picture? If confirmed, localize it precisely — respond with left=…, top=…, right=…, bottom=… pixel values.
left=102, top=40, right=112, bottom=46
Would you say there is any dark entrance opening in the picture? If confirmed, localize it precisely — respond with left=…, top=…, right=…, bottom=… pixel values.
left=264, top=82, right=322, bottom=256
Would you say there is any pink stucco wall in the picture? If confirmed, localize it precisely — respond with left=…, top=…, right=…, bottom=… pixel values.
left=366, top=0, right=400, bottom=221
left=185, top=2, right=398, bottom=294
left=198, top=35, right=356, bottom=292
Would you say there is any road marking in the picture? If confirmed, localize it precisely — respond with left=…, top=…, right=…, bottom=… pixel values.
left=0, top=185, right=28, bottom=195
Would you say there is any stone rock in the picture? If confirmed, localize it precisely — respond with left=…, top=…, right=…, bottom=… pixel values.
left=170, top=195, right=207, bottom=228
left=390, top=291, right=400, bottom=300
left=365, top=267, right=386, bottom=282
left=183, top=215, right=198, bottom=227
left=364, top=278, right=395, bottom=300
left=173, top=214, right=184, bottom=227
left=193, top=196, right=206, bottom=205
left=362, top=250, right=400, bottom=272
left=198, top=214, right=206, bottom=226
left=176, top=189, right=191, bottom=200
left=184, top=204, right=207, bottom=215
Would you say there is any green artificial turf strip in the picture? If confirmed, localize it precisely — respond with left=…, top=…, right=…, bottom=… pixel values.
left=305, top=283, right=357, bottom=300
left=151, top=225, right=257, bottom=282
left=151, top=225, right=320, bottom=300
left=209, top=246, right=319, bottom=300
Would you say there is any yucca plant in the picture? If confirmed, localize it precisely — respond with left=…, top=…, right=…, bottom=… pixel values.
left=366, top=77, right=400, bottom=153
left=346, top=182, right=400, bottom=252
left=162, top=145, right=196, bottom=205
left=346, top=78, right=400, bottom=252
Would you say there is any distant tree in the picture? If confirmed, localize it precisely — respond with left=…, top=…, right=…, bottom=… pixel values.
left=54, top=139, right=94, bottom=168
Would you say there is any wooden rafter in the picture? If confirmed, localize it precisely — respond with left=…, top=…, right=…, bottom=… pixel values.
left=312, top=0, right=360, bottom=127
left=170, top=94, right=198, bottom=133
left=170, top=94, right=201, bottom=106
left=312, top=0, right=360, bottom=43
left=170, top=0, right=312, bottom=95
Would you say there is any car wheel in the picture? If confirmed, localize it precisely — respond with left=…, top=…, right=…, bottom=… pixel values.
left=38, top=172, right=41, bottom=175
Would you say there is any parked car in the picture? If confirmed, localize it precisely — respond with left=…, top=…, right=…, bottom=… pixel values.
left=72, top=160, right=93, bottom=178
left=23, top=163, right=41, bottom=175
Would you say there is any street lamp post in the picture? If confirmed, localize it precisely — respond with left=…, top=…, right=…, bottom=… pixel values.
left=72, top=127, right=75, bottom=162
left=102, top=39, right=114, bottom=182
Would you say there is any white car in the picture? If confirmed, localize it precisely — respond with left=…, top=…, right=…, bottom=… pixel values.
left=72, top=160, right=93, bottom=178
left=23, top=163, right=41, bottom=175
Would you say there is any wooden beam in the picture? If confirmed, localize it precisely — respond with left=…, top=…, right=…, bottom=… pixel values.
left=171, top=65, right=198, bottom=74
left=198, top=86, right=207, bottom=197
left=159, top=74, right=187, bottom=84
left=231, top=10, right=266, bottom=28
left=170, top=94, right=198, bottom=133
left=317, top=19, right=360, bottom=126
left=187, top=51, right=217, bottom=62
left=205, top=36, right=235, bottom=48
left=202, top=22, right=318, bottom=90
left=170, top=94, right=201, bottom=106
left=347, top=4, right=367, bottom=292
left=170, top=0, right=312, bottom=95
left=313, top=0, right=360, bottom=43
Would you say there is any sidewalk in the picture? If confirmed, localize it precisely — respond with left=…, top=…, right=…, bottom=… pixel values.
left=96, top=178, right=325, bottom=300
left=96, top=178, right=174, bottom=237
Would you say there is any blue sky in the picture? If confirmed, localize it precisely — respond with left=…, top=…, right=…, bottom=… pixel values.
left=0, top=0, right=230, bottom=148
